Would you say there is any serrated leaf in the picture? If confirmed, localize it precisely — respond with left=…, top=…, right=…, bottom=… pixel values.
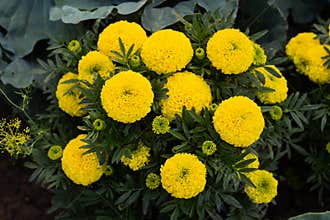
left=220, top=194, right=242, bottom=208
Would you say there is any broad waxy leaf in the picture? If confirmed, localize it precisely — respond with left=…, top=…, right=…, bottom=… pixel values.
left=0, top=58, right=44, bottom=88
left=0, top=0, right=83, bottom=57
left=238, top=0, right=288, bottom=58
left=142, top=0, right=239, bottom=32
left=50, top=0, right=148, bottom=24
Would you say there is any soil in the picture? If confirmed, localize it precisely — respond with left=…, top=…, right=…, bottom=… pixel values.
left=0, top=156, right=53, bottom=220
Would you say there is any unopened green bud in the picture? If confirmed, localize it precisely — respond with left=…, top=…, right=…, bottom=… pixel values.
left=269, top=106, right=283, bottom=121
left=93, top=119, right=106, bottom=131
left=202, top=141, right=217, bottom=156
left=103, top=165, right=114, bottom=176
left=129, top=55, right=141, bottom=68
left=67, top=40, right=81, bottom=53
left=195, top=47, right=205, bottom=60
left=210, top=103, right=218, bottom=113
left=48, top=145, right=63, bottom=160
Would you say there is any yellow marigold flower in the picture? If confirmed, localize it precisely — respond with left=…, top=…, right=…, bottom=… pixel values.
left=101, top=70, right=154, bottom=123
left=239, top=151, right=260, bottom=169
left=141, top=29, right=193, bottom=74
left=253, top=43, right=267, bottom=66
left=285, top=32, right=319, bottom=59
left=160, top=71, right=212, bottom=120
left=207, top=28, right=255, bottom=74
left=48, top=145, right=63, bottom=160
left=78, top=51, right=115, bottom=84
left=326, top=142, right=330, bottom=154
left=213, top=96, right=265, bottom=147
left=67, top=40, right=81, bottom=53
left=269, top=105, right=283, bottom=121
left=56, top=72, right=86, bottom=117
left=202, top=141, right=217, bottom=156
left=294, top=45, right=330, bottom=84
left=62, top=134, right=104, bottom=186
left=121, top=142, right=150, bottom=171
left=244, top=170, right=278, bottom=204
left=98, top=20, right=147, bottom=58
left=0, top=118, right=31, bottom=158
left=152, top=116, right=170, bottom=134
left=255, top=65, right=288, bottom=104
left=146, top=173, right=161, bottom=189
left=160, top=153, right=206, bottom=199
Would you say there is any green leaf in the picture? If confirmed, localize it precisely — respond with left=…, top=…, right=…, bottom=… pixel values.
left=289, top=211, right=330, bottom=220
left=274, top=0, right=328, bottom=24
left=1, top=58, right=44, bottom=88
left=115, top=191, right=132, bottom=205
left=126, top=191, right=141, bottom=207
left=238, top=0, right=288, bottom=58
left=50, top=0, right=148, bottom=24
left=255, top=70, right=265, bottom=84
left=264, top=66, right=281, bottom=78
left=141, top=1, right=195, bottom=32
left=142, top=0, right=239, bottom=32
left=220, top=194, right=242, bottom=209
left=0, top=0, right=83, bottom=57
left=169, top=130, right=187, bottom=141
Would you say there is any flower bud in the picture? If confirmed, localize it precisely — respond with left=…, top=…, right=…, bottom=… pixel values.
left=195, top=47, right=205, bottom=60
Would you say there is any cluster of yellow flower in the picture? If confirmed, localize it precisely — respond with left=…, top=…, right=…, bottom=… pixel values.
left=0, top=118, right=31, bottom=158
left=56, top=20, right=281, bottom=203
left=286, top=32, right=330, bottom=84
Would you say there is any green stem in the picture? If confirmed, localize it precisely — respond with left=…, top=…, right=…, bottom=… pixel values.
left=0, top=87, right=33, bottom=122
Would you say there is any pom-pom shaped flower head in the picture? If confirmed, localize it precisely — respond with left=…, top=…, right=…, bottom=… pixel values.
left=213, top=96, right=265, bottom=147
left=254, top=65, right=288, bottom=104
left=98, top=20, right=147, bottom=58
left=160, top=153, right=207, bottom=199
left=141, top=29, right=193, bottom=74
left=121, top=142, right=150, bottom=171
left=160, top=71, right=212, bottom=120
left=78, top=51, right=115, bottom=84
left=101, top=70, right=154, bottom=123
left=62, top=134, right=104, bottom=186
left=286, top=33, right=330, bottom=84
left=207, top=28, right=255, bottom=74
left=56, top=72, right=86, bottom=117
left=244, top=170, right=278, bottom=204
left=285, top=32, right=320, bottom=60
left=295, top=45, right=330, bottom=84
